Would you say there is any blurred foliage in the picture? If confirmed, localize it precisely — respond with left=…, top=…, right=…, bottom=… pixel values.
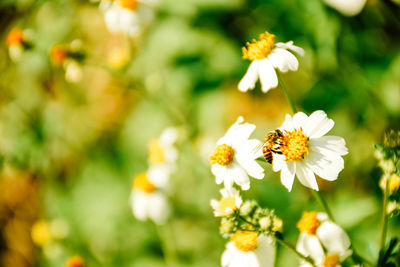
left=0, top=0, right=400, bottom=266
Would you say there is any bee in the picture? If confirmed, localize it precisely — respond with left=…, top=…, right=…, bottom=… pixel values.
left=254, top=129, right=284, bottom=164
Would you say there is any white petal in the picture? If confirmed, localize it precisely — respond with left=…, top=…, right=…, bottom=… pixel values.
left=303, top=235, right=325, bottom=265
left=280, top=161, right=296, bottom=191
left=159, top=127, right=178, bottom=147
left=275, top=41, right=305, bottom=56
left=221, top=243, right=236, bottom=267
left=303, top=110, right=334, bottom=139
left=268, top=48, right=299, bottom=73
left=307, top=149, right=344, bottom=181
left=147, top=164, right=171, bottom=189
left=217, top=117, right=244, bottom=146
left=295, top=161, right=319, bottom=191
left=104, top=6, right=121, bottom=33
left=231, top=123, right=257, bottom=149
left=272, top=153, right=285, bottom=172
left=229, top=164, right=251, bottom=190
left=296, top=233, right=310, bottom=257
left=323, top=0, right=367, bottom=16
left=238, top=60, right=260, bottom=92
left=148, top=192, right=170, bottom=224
left=237, top=157, right=264, bottom=180
left=292, top=112, right=309, bottom=129
left=259, top=59, right=278, bottom=93
left=310, top=136, right=348, bottom=156
left=317, top=221, right=351, bottom=255
left=255, top=235, right=275, bottom=267
left=280, top=114, right=295, bottom=131
left=131, top=192, right=149, bottom=221
left=211, top=164, right=229, bottom=185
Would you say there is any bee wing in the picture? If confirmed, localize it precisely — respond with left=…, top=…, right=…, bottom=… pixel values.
left=252, top=141, right=266, bottom=156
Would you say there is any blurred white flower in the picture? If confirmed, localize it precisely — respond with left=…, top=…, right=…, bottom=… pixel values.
left=129, top=171, right=170, bottom=224
left=272, top=110, right=348, bottom=191
left=239, top=32, right=304, bottom=93
left=210, top=187, right=242, bottom=217
left=6, top=28, right=29, bottom=62
left=222, top=231, right=275, bottom=267
left=149, top=127, right=178, bottom=166
left=323, top=0, right=367, bottom=16
left=64, top=60, right=83, bottom=83
left=296, top=212, right=352, bottom=267
left=209, top=117, right=264, bottom=190
left=103, top=0, right=156, bottom=37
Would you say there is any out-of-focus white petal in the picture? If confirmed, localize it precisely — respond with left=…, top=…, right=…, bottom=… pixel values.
left=147, top=164, right=171, bottom=189
left=104, top=5, right=121, bottom=33
left=147, top=192, right=170, bottom=224
left=131, top=191, right=149, bottom=221
left=275, top=41, right=305, bottom=56
left=211, top=164, right=229, bottom=185
left=295, top=161, right=319, bottom=190
left=268, top=48, right=299, bottom=73
left=159, top=127, right=178, bottom=147
left=238, top=60, right=260, bottom=92
left=317, top=221, right=351, bottom=255
left=302, top=235, right=325, bottom=265
left=230, top=164, right=251, bottom=190
left=303, top=110, right=335, bottom=139
left=255, top=235, right=275, bottom=267
left=323, top=0, right=367, bottom=16
left=221, top=243, right=236, bottom=267
left=259, top=59, right=278, bottom=93
left=280, top=161, right=296, bottom=191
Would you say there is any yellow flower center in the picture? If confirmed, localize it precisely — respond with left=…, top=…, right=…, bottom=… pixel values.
left=231, top=231, right=258, bottom=251
left=7, top=28, right=24, bottom=47
left=209, top=144, right=234, bottom=166
left=389, top=174, right=400, bottom=193
left=242, top=32, right=275, bottom=61
left=65, top=256, right=84, bottom=267
left=322, top=254, right=339, bottom=267
left=118, top=0, right=138, bottom=10
left=149, top=140, right=166, bottom=164
left=272, top=218, right=283, bottom=232
left=133, top=173, right=156, bottom=193
left=50, top=45, right=68, bottom=66
left=218, top=196, right=237, bottom=216
left=297, top=211, right=319, bottom=235
left=280, top=128, right=309, bottom=161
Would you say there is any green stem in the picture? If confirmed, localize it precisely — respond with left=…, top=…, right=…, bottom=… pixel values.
left=312, top=190, right=335, bottom=221
left=156, top=223, right=178, bottom=267
left=236, top=215, right=316, bottom=267
left=277, top=71, right=297, bottom=114
left=378, top=177, right=390, bottom=265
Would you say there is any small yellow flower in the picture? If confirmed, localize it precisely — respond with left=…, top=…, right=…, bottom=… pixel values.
left=322, top=254, right=339, bottom=267
left=6, top=28, right=24, bottom=47
left=65, top=256, right=84, bottom=267
left=297, top=211, right=319, bottom=235
left=133, top=173, right=156, bottom=193
left=389, top=173, right=400, bottom=193
left=31, top=220, right=52, bottom=246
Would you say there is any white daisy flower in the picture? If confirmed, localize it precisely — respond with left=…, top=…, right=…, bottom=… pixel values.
left=210, top=188, right=242, bottom=217
left=296, top=212, right=352, bottom=267
left=129, top=171, right=170, bottom=224
left=103, top=0, right=156, bottom=37
left=323, top=0, right=367, bottom=17
left=272, top=110, right=348, bottom=191
left=239, top=31, right=305, bottom=94
left=222, top=231, right=275, bottom=267
left=149, top=127, right=178, bottom=166
left=209, top=117, right=264, bottom=190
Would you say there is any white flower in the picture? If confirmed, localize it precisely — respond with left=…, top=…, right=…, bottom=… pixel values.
left=272, top=110, right=348, bottom=191
left=148, top=127, right=178, bottom=168
left=222, top=232, right=275, bottom=267
left=296, top=212, right=352, bottom=267
left=64, top=61, right=83, bottom=83
left=323, top=0, right=367, bottom=16
left=210, top=188, right=242, bottom=217
left=239, top=32, right=304, bottom=94
left=129, top=171, right=170, bottom=224
left=103, top=0, right=156, bottom=37
left=209, top=117, right=264, bottom=190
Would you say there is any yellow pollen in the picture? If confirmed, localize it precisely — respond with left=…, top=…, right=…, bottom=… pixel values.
left=297, top=211, right=319, bottom=235
left=133, top=173, right=156, bottom=193
left=242, top=32, right=275, bottom=61
left=389, top=174, right=400, bottom=193
left=118, top=0, right=138, bottom=10
left=272, top=218, right=283, bottom=232
left=218, top=196, right=237, bottom=216
left=322, top=254, right=340, bottom=267
left=149, top=139, right=166, bottom=164
left=280, top=128, right=309, bottom=161
left=231, top=231, right=258, bottom=251
left=209, top=144, right=234, bottom=166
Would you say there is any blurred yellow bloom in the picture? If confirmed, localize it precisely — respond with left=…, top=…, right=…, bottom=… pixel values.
left=133, top=173, right=156, bottom=193
left=31, top=220, right=51, bottom=247
left=65, top=255, right=84, bottom=267
left=389, top=173, right=400, bottom=193
left=6, top=28, right=24, bottom=47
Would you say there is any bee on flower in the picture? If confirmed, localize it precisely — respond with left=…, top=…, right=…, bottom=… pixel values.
left=6, top=28, right=33, bottom=62
left=129, top=171, right=171, bottom=224
left=239, top=31, right=304, bottom=94
left=296, top=211, right=352, bottom=267
left=221, top=231, right=275, bottom=267
left=209, top=117, right=265, bottom=190
left=49, top=40, right=85, bottom=83
left=211, top=188, right=242, bottom=217
left=269, top=110, right=348, bottom=191
left=101, top=0, right=157, bottom=37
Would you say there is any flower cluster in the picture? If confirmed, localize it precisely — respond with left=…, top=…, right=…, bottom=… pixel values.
left=99, top=0, right=157, bottom=37
left=6, top=28, right=33, bottom=62
left=129, top=127, right=178, bottom=224
left=49, top=40, right=85, bottom=83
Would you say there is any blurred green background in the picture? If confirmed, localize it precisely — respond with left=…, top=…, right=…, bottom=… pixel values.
left=0, top=0, right=400, bottom=266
